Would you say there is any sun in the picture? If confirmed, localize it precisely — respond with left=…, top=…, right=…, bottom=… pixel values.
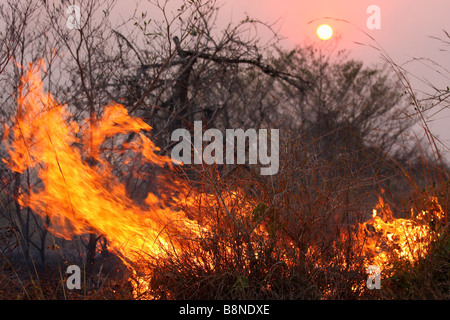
left=317, top=24, right=333, bottom=41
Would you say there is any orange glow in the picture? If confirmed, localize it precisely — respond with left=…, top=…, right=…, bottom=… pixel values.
left=354, top=193, right=443, bottom=276
left=2, top=62, right=270, bottom=298
left=3, top=61, right=445, bottom=299
left=316, top=24, right=333, bottom=40
left=3, top=61, right=207, bottom=298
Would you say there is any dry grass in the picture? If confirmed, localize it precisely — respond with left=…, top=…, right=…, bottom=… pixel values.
left=0, top=142, right=448, bottom=300
left=0, top=49, right=449, bottom=301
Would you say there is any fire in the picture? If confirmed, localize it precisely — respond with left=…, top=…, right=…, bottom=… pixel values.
left=307, top=192, right=445, bottom=298
left=2, top=62, right=445, bottom=299
left=3, top=61, right=269, bottom=299
left=2, top=61, right=205, bottom=298
left=355, top=192, right=444, bottom=277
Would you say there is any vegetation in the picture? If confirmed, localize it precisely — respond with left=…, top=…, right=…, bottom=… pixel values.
left=0, top=0, right=448, bottom=300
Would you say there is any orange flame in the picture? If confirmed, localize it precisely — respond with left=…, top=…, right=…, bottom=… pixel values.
left=2, top=62, right=205, bottom=298
left=3, top=62, right=445, bottom=299
left=356, top=193, right=444, bottom=275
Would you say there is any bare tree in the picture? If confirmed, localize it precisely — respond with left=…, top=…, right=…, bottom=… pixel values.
left=0, top=0, right=415, bottom=281
left=0, top=0, right=49, bottom=268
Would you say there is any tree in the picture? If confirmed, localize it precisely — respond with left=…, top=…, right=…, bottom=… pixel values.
left=0, top=0, right=49, bottom=268
left=0, top=0, right=413, bottom=277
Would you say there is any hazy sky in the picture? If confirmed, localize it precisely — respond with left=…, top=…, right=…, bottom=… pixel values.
left=113, top=0, right=450, bottom=149
left=222, top=0, right=450, bottom=148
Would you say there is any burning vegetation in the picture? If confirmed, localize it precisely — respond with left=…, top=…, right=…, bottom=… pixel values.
left=0, top=62, right=447, bottom=300
left=0, top=0, right=449, bottom=301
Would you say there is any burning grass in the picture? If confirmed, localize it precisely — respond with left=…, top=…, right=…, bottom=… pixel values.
left=0, top=62, right=448, bottom=300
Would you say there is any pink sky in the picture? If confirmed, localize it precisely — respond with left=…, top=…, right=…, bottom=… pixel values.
left=113, top=0, right=450, bottom=149
left=222, top=0, right=450, bottom=147
left=223, top=0, right=449, bottom=82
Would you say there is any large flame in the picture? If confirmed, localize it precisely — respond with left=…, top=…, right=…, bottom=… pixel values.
left=2, top=62, right=205, bottom=297
left=2, top=62, right=445, bottom=299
